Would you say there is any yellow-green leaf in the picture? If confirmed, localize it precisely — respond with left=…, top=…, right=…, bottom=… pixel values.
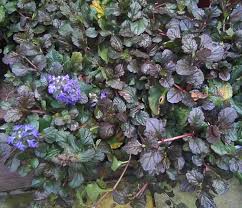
left=148, top=86, right=167, bottom=115
left=218, top=83, right=233, bottom=101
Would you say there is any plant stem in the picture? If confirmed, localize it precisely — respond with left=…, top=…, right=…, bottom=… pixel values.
left=30, top=109, right=46, bottom=114
left=93, top=154, right=132, bottom=208
left=158, top=29, right=167, bottom=36
left=113, top=154, right=131, bottom=190
left=174, top=84, right=187, bottom=93
left=133, top=182, right=149, bottom=199
left=12, top=52, right=38, bottom=70
left=158, top=132, right=194, bottom=144
left=23, top=56, right=38, bottom=70
left=90, top=126, right=99, bottom=131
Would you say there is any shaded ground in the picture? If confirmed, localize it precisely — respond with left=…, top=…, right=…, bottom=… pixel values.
left=0, top=164, right=32, bottom=192
left=154, top=178, right=242, bottom=208
left=0, top=177, right=241, bottom=208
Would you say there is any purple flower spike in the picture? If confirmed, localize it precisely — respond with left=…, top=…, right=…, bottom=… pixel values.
left=7, top=136, right=15, bottom=144
left=7, top=124, right=39, bottom=151
left=100, top=91, right=108, bottom=99
left=27, top=139, right=38, bottom=148
left=15, top=141, right=26, bottom=151
left=48, top=75, right=86, bottom=105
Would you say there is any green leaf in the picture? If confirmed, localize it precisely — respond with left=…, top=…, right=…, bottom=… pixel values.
left=130, top=18, right=149, bottom=35
left=218, top=83, right=233, bottom=101
left=27, top=114, right=39, bottom=130
left=69, top=173, right=84, bottom=188
left=148, top=86, right=167, bottom=115
left=4, top=108, right=23, bottom=122
left=46, top=49, right=63, bottom=63
left=10, top=157, right=20, bottom=172
left=50, top=99, right=65, bottom=109
left=39, top=115, right=52, bottom=131
left=58, top=23, right=73, bottom=36
left=230, top=64, right=242, bottom=83
left=71, top=52, right=83, bottom=71
left=98, top=46, right=109, bottom=64
left=18, top=165, right=32, bottom=177
left=78, top=149, right=96, bottom=162
left=188, top=108, right=206, bottom=128
left=85, top=27, right=98, bottom=38
left=44, top=181, right=61, bottom=194
left=211, top=141, right=236, bottom=156
left=0, top=5, right=5, bottom=23
left=30, top=158, right=39, bottom=168
left=43, top=127, right=70, bottom=143
left=230, top=97, right=242, bottom=115
left=86, top=182, right=106, bottom=202
left=78, top=128, right=94, bottom=145
left=5, top=2, right=17, bottom=14
left=113, top=97, right=126, bottom=112
left=111, top=156, right=124, bottom=171
left=32, top=178, right=45, bottom=187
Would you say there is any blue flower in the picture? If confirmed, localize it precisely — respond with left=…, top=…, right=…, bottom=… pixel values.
left=100, top=91, right=108, bottom=99
left=7, top=124, right=39, bottom=151
left=27, top=139, right=38, bottom=148
left=15, top=141, right=26, bottom=151
left=7, top=136, right=15, bottom=144
left=48, top=75, right=85, bottom=105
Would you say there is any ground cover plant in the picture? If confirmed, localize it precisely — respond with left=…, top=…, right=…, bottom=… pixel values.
left=0, top=0, right=242, bottom=207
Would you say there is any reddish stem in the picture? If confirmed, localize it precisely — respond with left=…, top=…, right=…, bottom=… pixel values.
left=158, top=133, right=194, bottom=144
left=30, top=109, right=46, bottom=114
left=158, top=29, right=167, bottom=36
left=134, top=182, right=149, bottom=199
left=174, top=84, right=187, bottom=93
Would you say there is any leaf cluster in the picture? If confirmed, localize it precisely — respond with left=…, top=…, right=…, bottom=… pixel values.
left=0, top=0, right=242, bottom=207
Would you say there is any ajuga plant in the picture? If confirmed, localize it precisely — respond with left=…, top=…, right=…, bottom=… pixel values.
left=0, top=0, right=242, bottom=207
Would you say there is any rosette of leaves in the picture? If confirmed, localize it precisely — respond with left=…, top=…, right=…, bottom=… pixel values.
left=0, top=0, right=242, bottom=207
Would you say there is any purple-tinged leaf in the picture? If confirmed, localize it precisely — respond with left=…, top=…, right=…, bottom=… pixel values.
left=180, top=179, right=196, bottom=192
left=139, top=150, right=163, bottom=172
left=186, top=69, right=204, bottom=86
left=182, top=34, right=197, bottom=54
left=167, top=27, right=181, bottom=40
left=199, top=192, right=216, bottom=208
left=188, top=108, right=205, bottom=127
left=144, top=118, right=165, bottom=139
left=122, top=139, right=142, bottom=155
left=206, top=125, right=221, bottom=144
left=110, top=36, right=123, bottom=52
left=196, top=48, right=212, bottom=61
left=189, top=138, right=209, bottom=154
left=218, top=107, right=238, bottom=132
left=176, top=59, right=197, bottom=75
left=167, top=87, right=183, bottom=104
left=186, top=169, right=204, bottom=185
left=212, top=179, right=229, bottom=195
